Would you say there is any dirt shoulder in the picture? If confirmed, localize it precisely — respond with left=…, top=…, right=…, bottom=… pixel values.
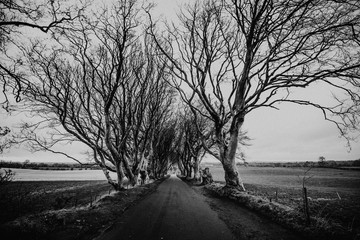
left=1, top=179, right=165, bottom=240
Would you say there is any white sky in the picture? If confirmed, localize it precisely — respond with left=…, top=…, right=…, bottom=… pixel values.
left=0, top=0, right=359, bottom=163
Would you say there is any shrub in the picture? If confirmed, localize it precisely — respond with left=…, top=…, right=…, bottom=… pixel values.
left=0, top=168, right=15, bottom=184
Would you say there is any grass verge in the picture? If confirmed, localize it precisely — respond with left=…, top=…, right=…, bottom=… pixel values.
left=0, top=179, right=164, bottom=240
left=205, top=182, right=358, bottom=240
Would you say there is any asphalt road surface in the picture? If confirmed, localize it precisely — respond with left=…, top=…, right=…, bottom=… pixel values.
left=97, top=175, right=236, bottom=240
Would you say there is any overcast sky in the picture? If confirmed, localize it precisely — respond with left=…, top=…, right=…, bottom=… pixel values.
left=0, top=0, right=359, bottom=163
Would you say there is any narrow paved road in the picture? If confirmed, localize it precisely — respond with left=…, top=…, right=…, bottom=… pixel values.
left=97, top=175, right=236, bottom=240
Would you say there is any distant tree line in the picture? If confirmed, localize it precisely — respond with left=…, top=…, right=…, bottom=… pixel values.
left=2, top=159, right=359, bottom=171
left=0, top=160, right=100, bottom=170
left=237, top=160, right=360, bottom=169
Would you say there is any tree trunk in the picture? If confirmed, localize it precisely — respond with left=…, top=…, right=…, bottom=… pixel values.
left=122, top=156, right=136, bottom=186
left=134, top=152, right=150, bottom=185
left=193, top=154, right=201, bottom=182
left=222, top=156, right=244, bottom=190
left=220, top=114, right=246, bottom=191
left=186, top=163, right=193, bottom=178
left=93, top=149, right=119, bottom=189
left=104, top=109, right=130, bottom=189
left=115, top=162, right=126, bottom=190
left=178, top=161, right=185, bottom=176
left=102, top=168, right=118, bottom=189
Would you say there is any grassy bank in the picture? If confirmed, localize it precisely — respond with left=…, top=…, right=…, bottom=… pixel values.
left=201, top=166, right=360, bottom=240
left=205, top=183, right=359, bottom=240
left=0, top=181, right=113, bottom=224
left=0, top=180, right=164, bottom=240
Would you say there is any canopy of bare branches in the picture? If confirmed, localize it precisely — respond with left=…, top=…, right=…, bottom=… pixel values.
left=148, top=0, right=360, bottom=188
left=1, top=0, right=359, bottom=190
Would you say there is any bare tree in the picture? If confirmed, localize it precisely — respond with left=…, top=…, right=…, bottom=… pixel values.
left=15, top=0, right=175, bottom=190
left=226, top=0, right=360, bottom=136
left=0, top=126, right=11, bottom=153
left=151, top=119, right=179, bottom=179
left=0, top=0, right=87, bottom=108
left=318, top=156, right=326, bottom=167
left=179, top=106, right=214, bottom=181
left=148, top=0, right=249, bottom=189
left=148, top=0, right=360, bottom=190
left=0, top=1, right=86, bottom=157
left=129, top=38, right=176, bottom=183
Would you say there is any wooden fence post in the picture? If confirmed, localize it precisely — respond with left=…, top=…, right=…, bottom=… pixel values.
left=303, top=187, right=310, bottom=225
left=90, top=191, right=93, bottom=207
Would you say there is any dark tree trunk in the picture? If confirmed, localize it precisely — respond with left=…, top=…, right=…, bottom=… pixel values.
left=218, top=114, right=246, bottom=191
left=193, top=154, right=201, bottom=182
left=114, top=162, right=126, bottom=190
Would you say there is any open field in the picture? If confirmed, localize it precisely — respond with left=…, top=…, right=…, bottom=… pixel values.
left=210, top=166, right=360, bottom=194
left=1, top=168, right=117, bottom=181
left=208, top=165, right=360, bottom=237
